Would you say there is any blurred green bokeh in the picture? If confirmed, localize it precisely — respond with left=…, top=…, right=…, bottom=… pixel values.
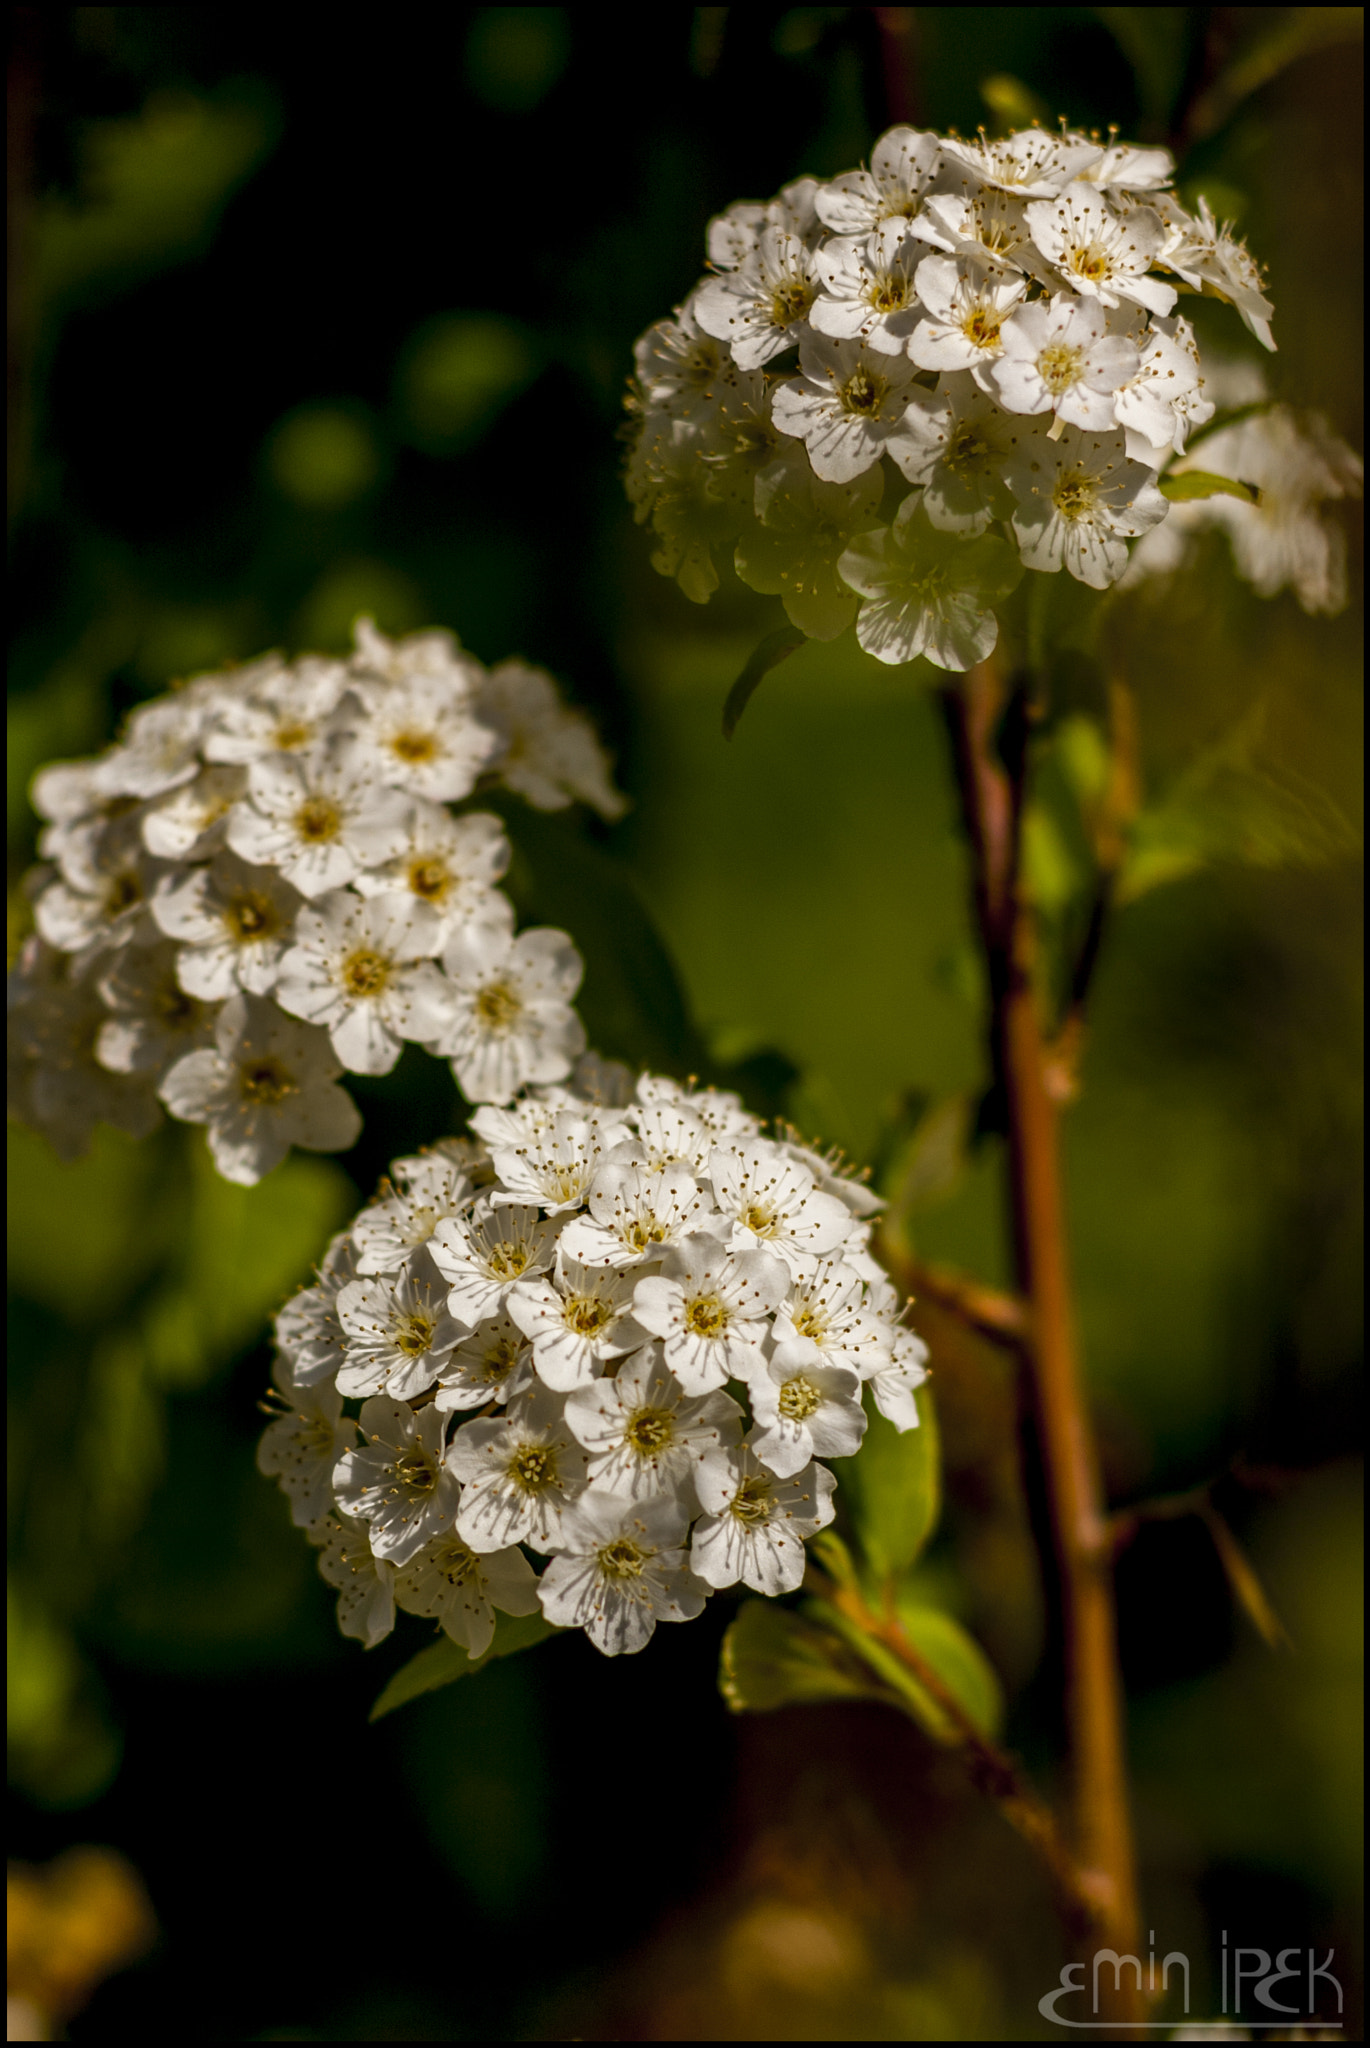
left=7, top=6, right=1361, bottom=2039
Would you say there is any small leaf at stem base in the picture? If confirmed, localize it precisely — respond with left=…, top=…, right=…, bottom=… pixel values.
left=369, top=1612, right=558, bottom=1722
left=1159, top=469, right=1260, bottom=504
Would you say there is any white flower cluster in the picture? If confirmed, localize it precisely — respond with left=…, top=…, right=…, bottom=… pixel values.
left=9, top=621, right=626, bottom=1180
left=627, top=124, right=1279, bottom=669
left=259, top=1064, right=929, bottom=1658
left=1126, top=400, right=1364, bottom=616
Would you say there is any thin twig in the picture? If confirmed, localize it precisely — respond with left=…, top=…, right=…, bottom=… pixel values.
left=941, top=658, right=1143, bottom=2009
left=875, top=1232, right=1028, bottom=1350
left=806, top=1568, right=1098, bottom=1936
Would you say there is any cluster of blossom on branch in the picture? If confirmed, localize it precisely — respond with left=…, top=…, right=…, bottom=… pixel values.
left=9, top=622, right=625, bottom=1180
left=259, top=1064, right=929, bottom=1657
left=626, top=122, right=1283, bottom=668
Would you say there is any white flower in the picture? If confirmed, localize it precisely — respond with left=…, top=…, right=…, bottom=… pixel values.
left=350, top=802, right=509, bottom=936
left=564, top=1346, right=742, bottom=1503
left=734, top=465, right=884, bottom=640
left=256, top=1353, right=356, bottom=1527
left=92, top=694, right=207, bottom=801
left=32, top=814, right=164, bottom=961
left=1155, top=194, right=1275, bottom=351
left=1072, top=139, right=1174, bottom=192
left=558, top=1161, right=712, bottom=1267
left=990, top=294, right=1140, bottom=434
left=890, top=373, right=1022, bottom=532
left=332, top=1396, right=460, bottom=1565
left=158, top=993, right=360, bottom=1184
left=94, top=939, right=219, bottom=1076
left=349, top=617, right=475, bottom=690
left=476, top=660, right=627, bottom=820
left=150, top=850, right=300, bottom=999
left=430, top=1196, right=559, bottom=1327
left=908, top=255, right=1029, bottom=383
left=1009, top=428, right=1169, bottom=587
left=479, top=1106, right=632, bottom=1214
left=352, top=1145, right=480, bottom=1275
left=746, top=1340, right=867, bottom=1477
left=225, top=740, right=410, bottom=898
left=8, top=938, right=162, bottom=1159
left=1023, top=184, right=1176, bottom=316
left=274, top=1234, right=358, bottom=1389
left=706, top=177, right=821, bottom=269
left=838, top=494, right=1024, bottom=668
left=1170, top=406, right=1364, bottom=615
left=336, top=1256, right=465, bottom=1401
left=437, top=900, right=584, bottom=1104
left=708, top=1139, right=852, bottom=1275
left=432, top=1308, right=534, bottom=1412
left=814, top=125, right=941, bottom=234
left=632, top=303, right=747, bottom=419
left=508, top=1253, right=644, bottom=1392
left=690, top=1445, right=836, bottom=1594
left=693, top=227, right=823, bottom=369
left=394, top=1533, right=540, bottom=1658
left=910, top=187, right=1040, bottom=276
left=939, top=129, right=1103, bottom=200
left=868, top=1326, right=929, bottom=1431
left=203, top=656, right=352, bottom=765
left=1111, top=313, right=1212, bottom=464
left=771, top=332, right=937, bottom=483
left=772, top=1256, right=893, bottom=1375
left=774, top=1133, right=885, bottom=1220
left=630, top=1099, right=713, bottom=1172
left=631, top=1240, right=787, bottom=1393
left=274, top=889, right=452, bottom=1077
left=448, top=1385, right=588, bottom=1553
left=141, top=763, right=247, bottom=860
left=348, top=669, right=500, bottom=803
left=315, top=1512, right=396, bottom=1647
left=537, top=1492, right=706, bottom=1655
left=810, top=219, right=924, bottom=355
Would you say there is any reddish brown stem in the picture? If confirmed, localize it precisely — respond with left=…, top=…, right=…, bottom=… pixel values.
left=942, top=659, right=1142, bottom=2009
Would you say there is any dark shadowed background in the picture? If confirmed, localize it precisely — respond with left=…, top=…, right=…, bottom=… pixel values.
left=7, top=7, right=1362, bottom=2039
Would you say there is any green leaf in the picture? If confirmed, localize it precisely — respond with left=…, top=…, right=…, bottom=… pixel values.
left=370, top=1612, right=558, bottom=1722
left=718, top=1599, right=888, bottom=1714
left=721, top=624, right=807, bottom=739
left=1160, top=469, right=1260, bottom=505
left=1118, top=705, right=1361, bottom=904
left=495, top=798, right=704, bottom=1075
left=816, top=1596, right=1004, bottom=1745
left=833, top=1384, right=940, bottom=1582
left=891, top=1600, right=1006, bottom=1742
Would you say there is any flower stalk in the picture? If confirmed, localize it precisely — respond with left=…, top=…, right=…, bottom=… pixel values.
left=940, top=652, right=1142, bottom=2011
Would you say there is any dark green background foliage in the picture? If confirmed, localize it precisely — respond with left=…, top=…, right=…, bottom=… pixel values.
left=7, top=7, right=1362, bottom=2038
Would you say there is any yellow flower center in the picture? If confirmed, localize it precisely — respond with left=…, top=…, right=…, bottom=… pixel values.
left=598, top=1536, right=648, bottom=1580
left=1038, top=341, right=1085, bottom=394
left=393, top=1312, right=435, bottom=1357
left=226, top=889, right=278, bottom=941
left=1052, top=472, right=1097, bottom=521
left=273, top=719, right=313, bottom=751
left=1068, top=241, right=1112, bottom=284
left=770, top=278, right=815, bottom=327
left=394, top=1449, right=437, bottom=1493
left=510, top=1443, right=557, bottom=1493
left=295, top=796, right=340, bottom=843
left=840, top=366, right=883, bottom=415
left=778, top=1375, right=823, bottom=1421
left=961, top=307, right=1002, bottom=350
left=389, top=728, right=439, bottom=764
left=624, top=1407, right=675, bottom=1456
left=407, top=856, right=451, bottom=902
left=342, top=948, right=391, bottom=998
left=730, top=1475, right=775, bottom=1527
left=684, top=1293, right=728, bottom=1339
left=564, top=1295, right=613, bottom=1337
left=474, top=981, right=522, bottom=1032
left=238, top=1057, right=295, bottom=1105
